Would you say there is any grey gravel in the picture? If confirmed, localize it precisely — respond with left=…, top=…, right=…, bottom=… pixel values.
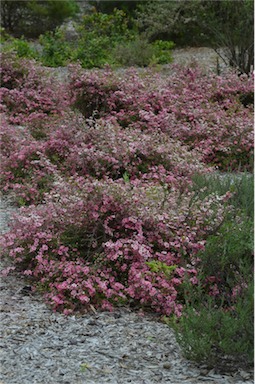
left=0, top=48, right=253, bottom=383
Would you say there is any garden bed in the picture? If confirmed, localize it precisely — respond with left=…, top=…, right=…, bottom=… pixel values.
left=0, top=50, right=253, bottom=382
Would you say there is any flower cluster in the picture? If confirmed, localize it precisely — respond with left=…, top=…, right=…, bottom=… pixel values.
left=0, top=55, right=253, bottom=316
left=1, top=178, right=230, bottom=315
left=70, top=65, right=253, bottom=171
left=0, top=53, right=68, bottom=124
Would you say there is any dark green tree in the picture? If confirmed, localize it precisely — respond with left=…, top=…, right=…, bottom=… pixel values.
left=0, top=0, right=79, bottom=37
left=1, top=1, right=30, bottom=34
left=88, top=1, right=146, bottom=16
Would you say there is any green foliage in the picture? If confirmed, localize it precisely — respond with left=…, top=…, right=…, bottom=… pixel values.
left=135, top=0, right=254, bottom=73
left=74, top=35, right=113, bottom=69
left=122, top=171, right=130, bottom=183
left=146, top=261, right=177, bottom=277
left=199, top=218, right=253, bottom=286
left=170, top=282, right=254, bottom=368
left=168, top=172, right=254, bottom=368
left=0, top=0, right=78, bottom=38
left=35, top=8, right=174, bottom=69
left=113, top=37, right=155, bottom=67
left=79, top=9, right=130, bottom=41
left=113, top=37, right=174, bottom=67
left=74, top=9, right=131, bottom=68
left=0, top=27, right=11, bottom=42
left=88, top=1, right=146, bottom=17
left=1, top=3, right=174, bottom=69
left=199, top=0, right=254, bottom=74
left=151, top=40, right=174, bottom=64
left=135, top=0, right=204, bottom=45
left=39, top=28, right=73, bottom=67
left=1, top=36, right=37, bottom=59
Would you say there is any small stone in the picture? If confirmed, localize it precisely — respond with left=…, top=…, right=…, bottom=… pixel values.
left=200, top=369, right=209, bottom=375
left=163, top=363, right=172, bottom=369
left=239, top=369, right=251, bottom=380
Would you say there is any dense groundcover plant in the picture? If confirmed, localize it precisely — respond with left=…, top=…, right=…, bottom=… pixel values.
left=0, top=114, right=59, bottom=205
left=0, top=53, right=68, bottom=124
left=70, top=64, right=254, bottom=171
left=0, top=51, right=253, bottom=352
left=1, top=177, right=232, bottom=315
left=0, top=108, right=206, bottom=205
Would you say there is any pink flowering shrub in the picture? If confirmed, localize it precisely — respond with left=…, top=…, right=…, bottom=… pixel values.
left=59, top=119, right=207, bottom=181
left=0, top=56, right=252, bottom=320
left=0, top=115, right=58, bottom=205
left=0, top=53, right=68, bottom=124
left=0, top=177, right=231, bottom=315
left=1, top=110, right=207, bottom=206
left=70, top=65, right=253, bottom=171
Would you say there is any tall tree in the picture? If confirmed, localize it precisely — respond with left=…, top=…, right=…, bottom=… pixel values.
left=0, top=0, right=79, bottom=37
left=200, top=0, right=254, bottom=75
left=135, top=0, right=254, bottom=74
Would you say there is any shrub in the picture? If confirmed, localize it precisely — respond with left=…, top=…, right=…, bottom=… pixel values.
left=191, top=172, right=254, bottom=218
left=113, top=37, right=157, bottom=67
left=0, top=0, right=78, bottom=38
left=0, top=56, right=253, bottom=368
left=113, top=37, right=174, bottom=67
left=171, top=282, right=254, bottom=368
left=74, top=35, right=113, bottom=69
left=0, top=117, right=58, bottom=205
left=0, top=53, right=68, bottom=124
left=135, top=0, right=254, bottom=74
left=1, top=36, right=37, bottom=59
left=168, top=173, right=254, bottom=369
left=70, top=65, right=254, bottom=171
left=151, top=40, right=174, bottom=64
left=39, top=28, right=74, bottom=67
left=0, top=177, right=231, bottom=315
left=74, top=9, right=131, bottom=68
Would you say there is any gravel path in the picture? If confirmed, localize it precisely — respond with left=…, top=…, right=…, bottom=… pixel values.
left=0, top=49, right=253, bottom=383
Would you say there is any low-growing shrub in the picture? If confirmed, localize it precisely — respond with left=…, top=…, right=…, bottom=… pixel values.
left=167, top=172, right=254, bottom=369
left=151, top=40, right=174, bottom=64
left=0, top=53, right=68, bottom=124
left=0, top=54, right=253, bottom=368
left=39, top=29, right=74, bottom=67
left=191, top=172, right=254, bottom=218
left=0, top=177, right=231, bottom=315
left=113, top=38, right=174, bottom=67
left=70, top=65, right=253, bottom=171
left=113, top=37, right=156, bottom=67
left=170, top=282, right=253, bottom=368
left=1, top=36, right=37, bottom=59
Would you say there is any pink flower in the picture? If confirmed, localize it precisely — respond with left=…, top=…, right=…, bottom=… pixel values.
left=78, top=295, right=90, bottom=303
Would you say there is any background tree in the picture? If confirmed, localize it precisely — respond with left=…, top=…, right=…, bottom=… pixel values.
left=199, top=0, right=254, bottom=75
left=88, top=1, right=147, bottom=16
left=135, top=0, right=204, bottom=45
left=1, top=1, right=30, bottom=35
left=0, top=0, right=79, bottom=38
left=135, top=0, right=254, bottom=74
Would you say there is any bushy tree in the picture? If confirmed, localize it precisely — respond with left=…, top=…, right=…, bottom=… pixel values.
left=0, top=0, right=78, bottom=37
left=135, top=0, right=204, bottom=45
left=88, top=0, right=146, bottom=16
left=199, top=0, right=254, bottom=75
left=136, top=0, right=254, bottom=74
